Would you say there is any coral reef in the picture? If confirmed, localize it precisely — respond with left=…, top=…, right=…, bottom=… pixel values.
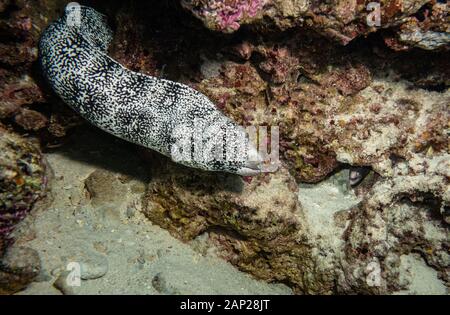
left=0, top=0, right=82, bottom=143
left=143, top=150, right=449, bottom=293
left=182, top=0, right=450, bottom=50
left=0, top=0, right=448, bottom=294
left=0, top=127, right=47, bottom=256
left=196, top=35, right=448, bottom=183
left=136, top=2, right=449, bottom=293
left=143, top=159, right=322, bottom=292
left=341, top=153, right=449, bottom=293
left=391, top=1, right=450, bottom=50
left=181, top=0, right=266, bottom=33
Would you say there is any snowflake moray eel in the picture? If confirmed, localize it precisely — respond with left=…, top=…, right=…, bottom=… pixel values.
left=39, top=4, right=268, bottom=176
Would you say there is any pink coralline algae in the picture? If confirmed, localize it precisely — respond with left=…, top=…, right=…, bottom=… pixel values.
left=218, top=0, right=263, bottom=30
left=182, top=0, right=265, bottom=32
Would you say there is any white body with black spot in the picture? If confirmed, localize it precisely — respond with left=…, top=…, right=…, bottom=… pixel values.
left=39, top=5, right=265, bottom=176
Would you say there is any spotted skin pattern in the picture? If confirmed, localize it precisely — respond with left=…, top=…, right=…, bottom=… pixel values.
left=39, top=5, right=264, bottom=175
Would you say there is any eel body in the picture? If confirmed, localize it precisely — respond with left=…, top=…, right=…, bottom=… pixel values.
left=39, top=4, right=267, bottom=176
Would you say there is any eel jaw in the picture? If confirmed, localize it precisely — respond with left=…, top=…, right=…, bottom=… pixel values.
left=235, top=145, right=279, bottom=176
left=236, top=162, right=264, bottom=176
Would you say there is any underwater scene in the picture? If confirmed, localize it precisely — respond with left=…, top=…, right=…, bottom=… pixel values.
left=0, top=0, right=449, bottom=297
